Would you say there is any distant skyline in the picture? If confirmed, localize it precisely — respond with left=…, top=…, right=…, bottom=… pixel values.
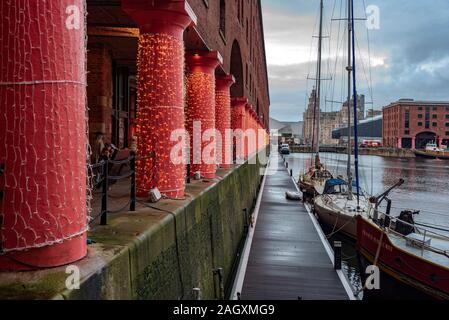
left=261, top=0, right=449, bottom=122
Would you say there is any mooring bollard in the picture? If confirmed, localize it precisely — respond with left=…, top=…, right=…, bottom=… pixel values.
left=334, top=241, right=342, bottom=270
left=192, top=288, right=202, bottom=300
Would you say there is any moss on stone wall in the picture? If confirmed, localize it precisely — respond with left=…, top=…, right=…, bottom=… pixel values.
left=0, top=149, right=267, bottom=300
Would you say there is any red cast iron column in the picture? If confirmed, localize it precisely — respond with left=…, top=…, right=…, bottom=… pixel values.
left=0, top=0, right=87, bottom=270
left=122, top=0, right=196, bottom=199
left=232, top=98, right=248, bottom=161
left=186, top=51, right=221, bottom=179
left=215, top=74, right=235, bottom=169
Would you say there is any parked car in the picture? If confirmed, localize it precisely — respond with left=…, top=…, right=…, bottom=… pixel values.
left=280, top=144, right=290, bottom=155
left=360, top=139, right=382, bottom=148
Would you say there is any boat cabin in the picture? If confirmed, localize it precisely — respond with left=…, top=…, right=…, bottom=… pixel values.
left=323, top=178, right=365, bottom=196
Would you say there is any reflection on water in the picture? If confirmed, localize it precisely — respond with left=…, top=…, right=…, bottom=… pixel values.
left=286, top=152, right=449, bottom=297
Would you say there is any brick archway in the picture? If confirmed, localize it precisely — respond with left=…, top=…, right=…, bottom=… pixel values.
left=230, top=40, right=244, bottom=98
left=415, top=131, right=437, bottom=149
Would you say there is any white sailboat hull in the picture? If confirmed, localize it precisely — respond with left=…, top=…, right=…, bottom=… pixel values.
left=314, top=195, right=373, bottom=240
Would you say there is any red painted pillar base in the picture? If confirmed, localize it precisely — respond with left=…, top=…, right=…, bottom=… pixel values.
left=123, top=0, right=196, bottom=199
left=186, top=51, right=221, bottom=179
left=215, top=74, right=235, bottom=169
left=0, top=0, right=87, bottom=270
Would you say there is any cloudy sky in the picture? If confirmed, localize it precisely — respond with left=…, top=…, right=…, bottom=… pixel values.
left=261, top=0, right=449, bottom=122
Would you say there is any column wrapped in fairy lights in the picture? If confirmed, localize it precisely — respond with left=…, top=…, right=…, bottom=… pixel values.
left=0, top=0, right=87, bottom=270
left=244, top=104, right=255, bottom=158
left=123, top=1, right=196, bottom=199
left=186, top=51, right=222, bottom=179
left=215, top=74, right=235, bottom=169
left=231, top=98, right=248, bottom=161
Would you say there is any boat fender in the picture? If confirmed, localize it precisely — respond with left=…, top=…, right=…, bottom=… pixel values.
left=285, top=191, right=302, bottom=201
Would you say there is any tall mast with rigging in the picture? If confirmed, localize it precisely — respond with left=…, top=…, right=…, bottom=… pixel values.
left=313, top=0, right=324, bottom=159
left=346, top=0, right=353, bottom=200
left=351, top=0, right=361, bottom=205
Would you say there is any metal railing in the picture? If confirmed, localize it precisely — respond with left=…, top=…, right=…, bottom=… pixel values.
left=89, top=152, right=136, bottom=226
left=378, top=212, right=449, bottom=258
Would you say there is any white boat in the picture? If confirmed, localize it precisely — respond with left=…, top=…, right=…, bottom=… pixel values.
left=313, top=0, right=374, bottom=240
left=314, top=178, right=374, bottom=239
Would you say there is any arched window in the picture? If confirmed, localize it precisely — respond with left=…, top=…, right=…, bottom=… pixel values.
left=220, top=0, right=226, bottom=37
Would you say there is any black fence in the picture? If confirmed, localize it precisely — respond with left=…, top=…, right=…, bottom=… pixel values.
left=89, top=152, right=136, bottom=226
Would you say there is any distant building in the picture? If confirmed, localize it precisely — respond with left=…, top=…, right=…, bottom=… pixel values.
left=303, top=90, right=366, bottom=146
left=339, top=94, right=366, bottom=126
left=383, top=99, right=449, bottom=149
left=303, top=89, right=319, bottom=145
left=303, top=89, right=340, bottom=146
left=269, top=118, right=303, bottom=142
left=320, top=111, right=340, bottom=145
left=332, top=115, right=382, bottom=145
left=366, top=108, right=382, bottom=118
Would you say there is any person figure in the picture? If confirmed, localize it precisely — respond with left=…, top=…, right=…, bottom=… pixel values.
left=93, top=132, right=105, bottom=164
left=101, top=143, right=113, bottom=160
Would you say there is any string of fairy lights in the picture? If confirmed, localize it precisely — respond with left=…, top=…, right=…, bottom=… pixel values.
left=0, top=1, right=88, bottom=263
left=215, top=82, right=233, bottom=167
left=185, top=71, right=216, bottom=178
left=135, top=33, right=186, bottom=199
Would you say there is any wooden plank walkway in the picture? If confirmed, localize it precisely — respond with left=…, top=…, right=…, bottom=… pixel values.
left=240, top=155, right=350, bottom=300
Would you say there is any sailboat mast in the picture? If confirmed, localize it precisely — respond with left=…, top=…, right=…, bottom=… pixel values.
left=314, top=0, right=324, bottom=156
left=346, top=0, right=353, bottom=200
left=351, top=0, right=361, bottom=204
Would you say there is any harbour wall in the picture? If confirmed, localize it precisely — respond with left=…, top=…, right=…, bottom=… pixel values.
left=0, top=149, right=268, bottom=300
left=291, top=146, right=416, bottom=158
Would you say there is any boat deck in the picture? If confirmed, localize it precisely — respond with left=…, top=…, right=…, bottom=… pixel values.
left=389, top=232, right=449, bottom=269
left=239, top=155, right=351, bottom=300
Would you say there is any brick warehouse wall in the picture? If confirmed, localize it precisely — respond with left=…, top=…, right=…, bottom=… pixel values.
left=188, top=0, right=270, bottom=128
left=85, top=0, right=270, bottom=131
left=87, top=43, right=113, bottom=146
left=383, top=101, right=449, bottom=148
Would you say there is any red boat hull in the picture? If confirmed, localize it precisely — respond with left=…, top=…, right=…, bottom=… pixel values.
left=356, top=216, right=449, bottom=300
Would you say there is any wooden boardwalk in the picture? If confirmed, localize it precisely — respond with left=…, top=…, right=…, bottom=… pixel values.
left=240, top=155, right=351, bottom=300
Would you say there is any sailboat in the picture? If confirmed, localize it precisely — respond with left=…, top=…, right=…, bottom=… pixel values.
left=313, top=0, right=374, bottom=240
left=299, top=0, right=334, bottom=200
